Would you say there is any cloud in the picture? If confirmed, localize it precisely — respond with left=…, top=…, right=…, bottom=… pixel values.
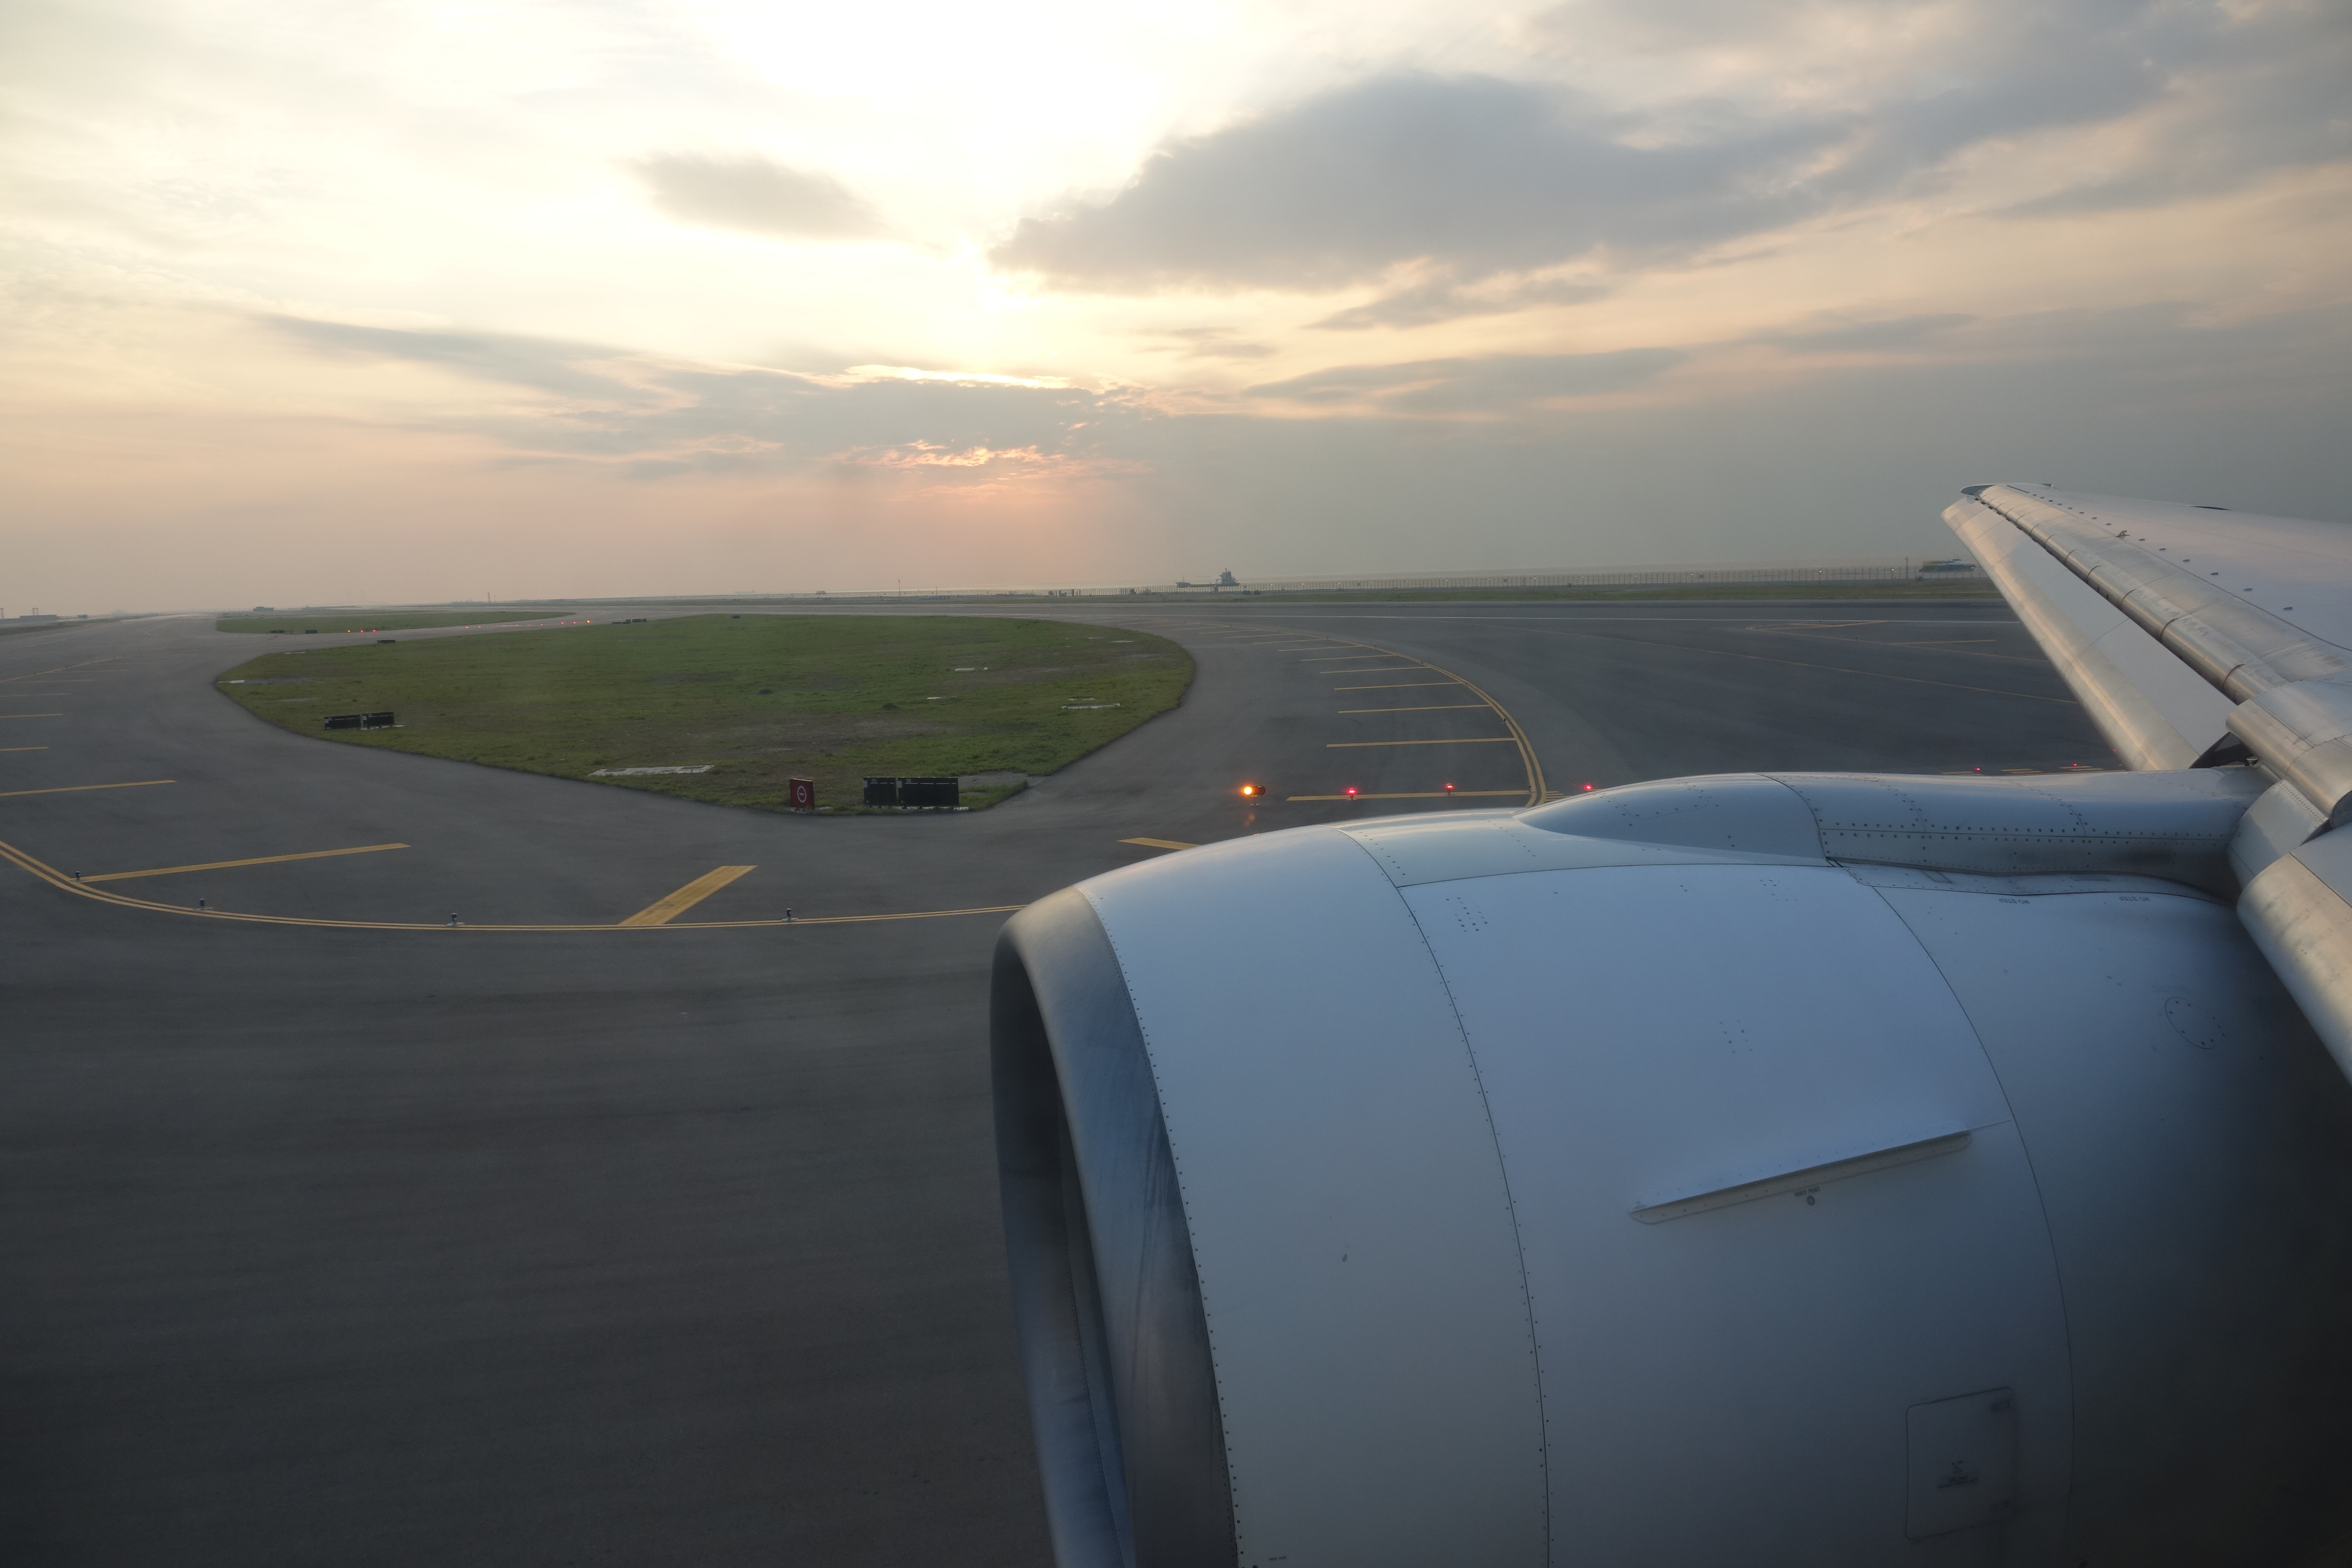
left=1311, top=274, right=1610, bottom=331
left=633, top=152, right=883, bottom=239
left=996, top=4, right=2352, bottom=299
left=1530, top=0, right=2352, bottom=215
left=260, top=316, right=1138, bottom=476
left=991, top=73, right=1834, bottom=293
left=1149, top=327, right=1281, bottom=360
left=1762, top=313, right=1976, bottom=353
left=1246, top=345, right=1684, bottom=413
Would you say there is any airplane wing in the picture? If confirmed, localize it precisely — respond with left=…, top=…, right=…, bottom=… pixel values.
left=1948, top=483, right=2352, bottom=1080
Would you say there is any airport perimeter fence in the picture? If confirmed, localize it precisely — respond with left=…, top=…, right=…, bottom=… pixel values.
left=1231, top=560, right=1985, bottom=594
left=375, top=558, right=1985, bottom=612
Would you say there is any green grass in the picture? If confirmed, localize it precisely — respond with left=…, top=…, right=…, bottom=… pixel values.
left=218, top=611, right=555, bottom=634
left=215, top=614, right=1193, bottom=812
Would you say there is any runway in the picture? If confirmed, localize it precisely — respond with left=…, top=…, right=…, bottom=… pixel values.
left=0, top=601, right=2105, bottom=1564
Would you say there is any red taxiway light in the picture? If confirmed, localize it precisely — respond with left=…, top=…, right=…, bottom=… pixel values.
left=1581, top=783, right=1595, bottom=791
left=1345, top=787, right=1359, bottom=797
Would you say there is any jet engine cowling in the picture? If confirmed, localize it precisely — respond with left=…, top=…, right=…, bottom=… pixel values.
left=993, top=772, right=2352, bottom=1568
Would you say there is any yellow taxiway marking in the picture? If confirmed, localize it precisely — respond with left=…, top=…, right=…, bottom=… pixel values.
left=0, top=779, right=172, bottom=799
left=1287, top=789, right=1525, bottom=802
left=0, top=746, right=48, bottom=752
left=1337, top=703, right=1492, bottom=714
left=621, top=864, right=757, bottom=926
left=1327, top=736, right=1518, bottom=748
left=1345, top=649, right=1543, bottom=803
left=1, top=835, right=1018, bottom=932
left=83, top=843, right=410, bottom=883
left=1316, top=666, right=1417, bottom=675
left=0, top=658, right=119, bottom=685
left=1120, top=837, right=1197, bottom=851
left=1333, top=681, right=1461, bottom=691
left=0, top=714, right=63, bottom=719
left=1301, top=653, right=1408, bottom=662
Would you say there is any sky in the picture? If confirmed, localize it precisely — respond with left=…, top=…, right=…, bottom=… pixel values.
left=2, top=0, right=2347, bottom=610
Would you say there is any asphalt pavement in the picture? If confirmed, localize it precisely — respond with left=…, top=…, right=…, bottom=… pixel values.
left=0, top=600, right=2106, bottom=1564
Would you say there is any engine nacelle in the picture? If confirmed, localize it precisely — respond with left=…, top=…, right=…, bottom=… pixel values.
left=993, top=772, right=2352, bottom=1567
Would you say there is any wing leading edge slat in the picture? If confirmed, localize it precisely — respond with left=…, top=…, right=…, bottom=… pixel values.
left=1944, top=492, right=2233, bottom=769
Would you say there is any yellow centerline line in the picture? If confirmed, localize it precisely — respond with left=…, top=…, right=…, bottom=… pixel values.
left=1336, top=703, right=1492, bottom=713
left=1287, top=789, right=1524, bottom=802
left=1327, top=736, right=1519, bottom=748
left=83, top=843, right=410, bottom=883
left=1333, top=681, right=1461, bottom=690
left=0, top=746, right=47, bottom=753
left=0, top=834, right=1019, bottom=932
left=621, top=864, right=757, bottom=926
left=1120, top=837, right=1197, bottom=851
left=0, top=658, right=119, bottom=685
left=0, top=714, right=64, bottom=719
left=0, top=779, right=172, bottom=799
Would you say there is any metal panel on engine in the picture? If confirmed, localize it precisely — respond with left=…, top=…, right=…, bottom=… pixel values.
left=1402, top=861, right=2074, bottom=1566
left=1877, top=879, right=2352, bottom=1564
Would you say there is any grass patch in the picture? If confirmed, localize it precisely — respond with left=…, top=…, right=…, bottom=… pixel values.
left=218, top=611, right=555, bottom=634
left=215, top=614, right=1192, bottom=812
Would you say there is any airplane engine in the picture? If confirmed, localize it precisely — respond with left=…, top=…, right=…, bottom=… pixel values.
left=992, top=772, right=2352, bottom=1568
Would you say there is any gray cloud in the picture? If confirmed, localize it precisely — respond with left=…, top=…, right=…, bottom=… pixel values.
left=992, top=74, right=1832, bottom=293
left=1312, top=275, right=1610, bottom=331
left=253, top=298, right=2351, bottom=590
left=1538, top=0, right=2352, bottom=215
left=1151, top=327, right=1281, bottom=360
left=996, top=4, right=2351, bottom=301
left=1763, top=313, right=1976, bottom=353
left=1247, top=346, right=1684, bottom=413
left=633, top=152, right=883, bottom=239
left=263, top=316, right=1130, bottom=473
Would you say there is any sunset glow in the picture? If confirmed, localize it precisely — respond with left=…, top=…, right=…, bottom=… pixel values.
left=3, top=0, right=2346, bottom=608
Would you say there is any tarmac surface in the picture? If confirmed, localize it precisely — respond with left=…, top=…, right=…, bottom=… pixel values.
left=0, top=601, right=2106, bottom=1564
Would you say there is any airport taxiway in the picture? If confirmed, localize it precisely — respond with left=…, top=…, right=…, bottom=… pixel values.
left=0, top=601, right=2103, bottom=1564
